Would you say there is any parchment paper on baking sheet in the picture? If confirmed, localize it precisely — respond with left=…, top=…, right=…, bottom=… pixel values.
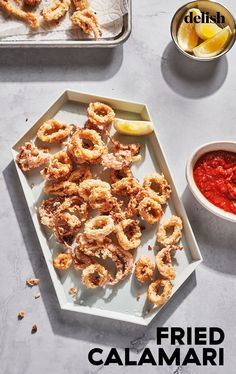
left=0, top=0, right=128, bottom=41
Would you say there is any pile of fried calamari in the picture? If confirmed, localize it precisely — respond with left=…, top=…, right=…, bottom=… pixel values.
left=0, top=0, right=102, bottom=40
left=16, top=101, right=183, bottom=306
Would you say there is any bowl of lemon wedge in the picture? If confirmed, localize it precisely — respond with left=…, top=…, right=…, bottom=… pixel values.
left=171, top=0, right=236, bottom=60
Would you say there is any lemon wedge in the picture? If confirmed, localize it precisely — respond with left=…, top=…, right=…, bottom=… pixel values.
left=113, top=118, right=154, bottom=136
left=177, top=8, right=201, bottom=52
left=195, top=20, right=222, bottom=40
left=193, top=26, right=232, bottom=58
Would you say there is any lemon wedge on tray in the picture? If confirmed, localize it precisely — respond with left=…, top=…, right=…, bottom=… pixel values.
left=195, top=21, right=222, bottom=40
left=177, top=8, right=201, bottom=52
left=113, top=118, right=154, bottom=136
left=193, top=26, right=232, bottom=58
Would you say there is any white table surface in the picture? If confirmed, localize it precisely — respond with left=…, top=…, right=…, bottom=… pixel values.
left=0, top=0, right=236, bottom=373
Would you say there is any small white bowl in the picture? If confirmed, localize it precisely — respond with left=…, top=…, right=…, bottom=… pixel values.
left=186, top=141, right=236, bottom=222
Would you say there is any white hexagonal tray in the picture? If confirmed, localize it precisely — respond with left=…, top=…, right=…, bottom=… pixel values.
left=11, top=90, right=202, bottom=325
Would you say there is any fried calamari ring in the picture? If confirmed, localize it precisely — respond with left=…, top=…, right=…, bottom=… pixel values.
left=68, top=165, right=92, bottom=183
left=44, top=181, right=80, bottom=197
left=81, top=264, right=109, bottom=288
left=156, top=245, right=183, bottom=280
left=110, top=167, right=133, bottom=183
left=71, top=8, right=102, bottom=40
left=53, top=253, right=72, bottom=270
left=53, top=212, right=81, bottom=244
left=135, top=257, right=154, bottom=283
left=72, top=248, right=95, bottom=270
left=116, top=219, right=141, bottom=250
left=84, top=216, right=114, bottom=241
left=59, top=196, right=88, bottom=223
left=67, top=129, right=107, bottom=164
left=38, top=197, right=63, bottom=228
left=16, top=142, right=50, bottom=172
left=138, top=197, right=163, bottom=224
left=0, top=0, right=39, bottom=28
left=143, top=173, right=171, bottom=205
left=37, top=119, right=71, bottom=143
left=88, top=187, right=116, bottom=213
left=41, top=151, right=72, bottom=181
left=157, top=216, right=183, bottom=246
left=112, top=177, right=141, bottom=196
left=147, top=280, right=173, bottom=306
left=78, top=179, right=110, bottom=201
left=87, top=102, right=115, bottom=126
left=42, top=0, right=71, bottom=21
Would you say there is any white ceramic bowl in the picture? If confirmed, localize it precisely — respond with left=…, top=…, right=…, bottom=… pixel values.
left=186, top=141, right=236, bottom=222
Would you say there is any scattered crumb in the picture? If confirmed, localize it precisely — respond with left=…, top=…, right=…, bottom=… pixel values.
left=25, top=118, right=28, bottom=122
left=18, top=310, right=25, bottom=319
left=26, top=278, right=40, bottom=287
left=136, top=296, right=140, bottom=302
left=148, top=245, right=152, bottom=251
left=34, top=293, right=40, bottom=299
left=31, top=324, right=37, bottom=334
left=69, top=287, right=77, bottom=296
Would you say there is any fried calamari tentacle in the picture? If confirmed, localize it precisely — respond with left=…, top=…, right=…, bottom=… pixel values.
left=41, top=151, right=72, bottom=181
left=42, top=0, right=71, bottom=21
left=81, top=264, right=109, bottom=288
left=38, top=197, right=64, bottom=228
left=72, top=0, right=88, bottom=10
left=155, top=245, right=183, bottom=280
left=53, top=253, right=72, bottom=270
left=37, top=119, right=71, bottom=143
left=78, top=179, right=111, bottom=201
left=53, top=212, right=81, bottom=244
left=0, top=0, right=39, bottom=28
left=101, top=150, right=138, bottom=170
left=67, top=129, right=107, bottom=164
left=87, top=102, right=115, bottom=126
left=59, top=196, right=88, bottom=223
left=104, top=244, right=134, bottom=285
left=24, top=0, right=41, bottom=6
left=135, top=257, right=154, bottom=283
left=157, top=216, right=183, bottom=246
left=76, top=234, right=112, bottom=258
left=108, top=136, right=141, bottom=157
left=147, top=280, right=173, bottom=306
left=138, top=197, right=163, bottom=224
left=68, top=165, right=92, bottom=183
left=143, top=173, right=171, bottom=205
left=44, top=181, right=80, bottom=197
left=71, top=8, right=102, bottom=40
left=72, top=247, right=95, bottom=270
left=84, top=216, right=114, bottom=241
left=112, top=177, right=142, bottom=196
left=16, top=142, right=50, bottom=172
left=116, top=219, right=141, bottom=250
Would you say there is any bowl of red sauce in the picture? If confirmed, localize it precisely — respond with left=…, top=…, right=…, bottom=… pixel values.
left=186, top=141, right=236, bottom=222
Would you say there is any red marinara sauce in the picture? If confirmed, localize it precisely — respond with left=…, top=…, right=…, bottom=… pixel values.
left=193, top=150, right=236, bottom=215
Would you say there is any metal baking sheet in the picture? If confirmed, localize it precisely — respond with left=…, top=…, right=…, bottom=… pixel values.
left=11, top=90, right=202, bottom=325
left=0, top=0, right=131, bottom=47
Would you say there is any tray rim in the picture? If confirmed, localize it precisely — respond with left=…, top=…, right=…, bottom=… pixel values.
left=11, top=89, right=203, bottom=326
left=0, top=0, right=132, bottom=48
